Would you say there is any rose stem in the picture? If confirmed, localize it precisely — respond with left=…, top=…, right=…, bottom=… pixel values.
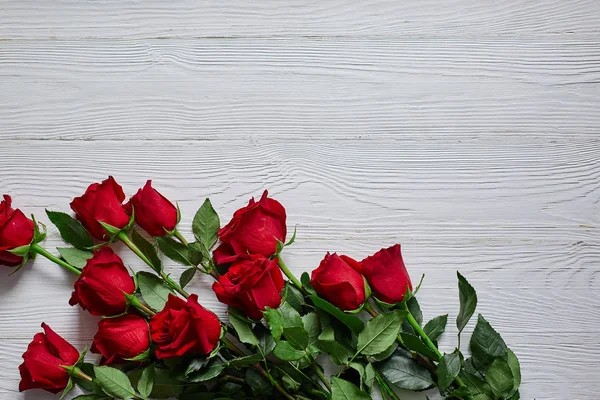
left=117, top=231, right=190, bottom=298
left=373, top=367, right=401, bottom=400
left=277, top=258, right=303, bottom=291
left=173, top=229, right=188, bottom=245
left=30, top=243, right=82, bottom=276
left=366, top=300, right=472, bottom=399
left=221, top=337, right=296, bottom=400
left=65, top=365, right=93, bottom=382
left=307, top=355, right=332, bottom=391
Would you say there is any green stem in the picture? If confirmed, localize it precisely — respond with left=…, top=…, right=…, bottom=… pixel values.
left=66, top=366, right=93, bottom=382
left=173, top=229, right=188, bottom=245
left=118, top=232, right=190, bottom=298
left=277, top=257, right=302, bottom=291
left=222, top=337, right=296, bottom=400
left=127, top=295, right=156, bottom=316
left=402, top=303, right=472, bottom=399
left=30, top=243, right=82, bottom=276
left=307, top=356, right=332, bottom=392
left=373, top=366, right=401, bottom=400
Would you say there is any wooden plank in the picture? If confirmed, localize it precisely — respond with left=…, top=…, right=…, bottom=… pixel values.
left=1, top=38, right=600, bottom=140
left=0, top=0, right=599, bottom=39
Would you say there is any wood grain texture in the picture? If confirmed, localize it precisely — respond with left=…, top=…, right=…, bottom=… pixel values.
left=0, top=139, right=599, bottom=399
left=2, top=1, right=599, bottom=398
left=1, top=38, right=600, bottom=140
left=1, top=0, right=599, bottom=39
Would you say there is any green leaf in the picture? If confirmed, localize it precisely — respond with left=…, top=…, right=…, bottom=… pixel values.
left=459, top=370, right=493, bottom=397
left=245, top=368, right=273, bottom=396
left=274, top=341, right=306, bottom=361
left=229, top=312, right=259, bottom=347
left=186, top=359, right=226, bottom=383
left=302, top=312, right=320, bottom=345
left=137, top=365, right=154, bottom=399
left=356, top=310, right=406, bottom=356
left=254, top=323, right=276, bottom=356
left=507, top=349, right=521, bottom=396
left=228, top=353, right=263, bottom=368
left=72, top=395, right=106, bottom=400
left=281, top=373, right=301, bottom=392
left=470, top=314, right=508, bottom=368
left=192, top=198, right=220, bottom=256
left=124, top=348, right=151, bottom=362
left=156, top=236, right=193, bottom=266
left=46, top=210, right=93, bottom=249
left=485, top=358, right=514, bottom=397
left=283, top=283, right=305, bottom=312
left=457, top=272, right=478, bottom=337
left=399, top=333, right=437, bottom=361
left=301, top=272, right=317, bottom=295
left=364, top=363, right=376, bottom=392
left=377, top=349, right=434, bottom=390
left=310, top=295, right=364, bottom=334
left=59, top=377, right=74, bottom=400
left=371, top=342, right=398, bottom=361
left=94, top=365, right=137, bottom=399
left=423, top=314, right=448, bottom=342
left=317, top=339, right=350, bottom=365
left=185, top=358, right=209, bottom=376
left=438, top=349, right=461, bottom=393
left=137, top=271, right=173, bottom=311
left=57, top=247, right=93, bottom=269
left=283, top=326, right=309, bottom=350
left=406, top=296, right=422, bottom=326
left=131, top=230, right=162, bottom=273
left=179, top=267, right=196, bottom=288
left=98, top=220, right=122, bottom=237
left=187, top=241, right=204, bottom=266
left=263, top=307, right=284, bottom=340
left=331, top=377, right=371, bottom=400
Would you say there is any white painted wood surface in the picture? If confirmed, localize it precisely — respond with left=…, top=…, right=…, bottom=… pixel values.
left=1, top=1, right=599, bottom=399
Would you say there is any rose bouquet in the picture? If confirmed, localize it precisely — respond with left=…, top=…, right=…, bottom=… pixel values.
left=2, top=177, right=521, bottom=400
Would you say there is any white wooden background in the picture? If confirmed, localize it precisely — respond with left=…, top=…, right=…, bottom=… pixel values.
left=1, top=1, right=600, bottom=399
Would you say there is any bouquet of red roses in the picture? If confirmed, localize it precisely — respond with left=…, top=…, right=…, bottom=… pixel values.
left=2, top=177, right=521, bottom=400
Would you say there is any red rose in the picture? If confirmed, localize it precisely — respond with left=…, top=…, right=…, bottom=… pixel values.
left=149, top=294, right=221, bottom=359
left=19, top=323, right=79, bottom=394
left=212, top=255, right=284, bottom=320
left=214, top=191, right=286, bottom=264
left=92, top=314, right=150, bottom=365
left=0, top=195, right=35, bottom=267
left=356, top=244, right=412, bottom=304
left=311, top=252, right=365, bottom=311
left=70, top=176, right=130, bottom=239
left=124, top=180, right=177, bottom=237
left=69, top=247, right=135, bottom=316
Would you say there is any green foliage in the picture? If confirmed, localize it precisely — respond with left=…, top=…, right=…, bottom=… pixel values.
left=457, top=272, right=477, bottom=339
left=485, top=358, right=514, bottom=397
left=423, top=314, right=448, bottom=342
left=46, top=210, right=93, bottom=249
left=274, top=341, right=306, bottom=361
left=137, top=271, right=173, bottom=311
left=192, top=198, right=220, bottom=257
left=137, top=365, right=154, bottom=399
left=179, top=267, right=196, bottom=288
left=377, top=349, right=434, bottom=391
left=331, top=377, right=371, bottom=400
left=438, top=349, right=461, bottom=393
left=57, top=247, right=93, bottom=269
left=356, top=310, right=406, bottom=356
left=156, top=236, right=194, bottom=266
left=470, top=314, right=508, bottom=369
left=132, top=229, right=162, bottom=273
left=309, top=295, right=364, bottom=334
left=94, top=366, right=138, bottom=399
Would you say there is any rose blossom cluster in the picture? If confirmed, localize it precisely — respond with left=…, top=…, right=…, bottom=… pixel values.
left=2, top=177, right=520, bottom=400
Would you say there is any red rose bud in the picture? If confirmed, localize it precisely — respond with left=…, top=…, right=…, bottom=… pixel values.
left=214, top=190, right=286, bottom=264
left=357, top=244, right=412, bottom=304
left=0, top=195, right=35, bottom=267
left=311, top=252, right=366, bottom=311
left=92, top=314, right=150, bottom=365
left=69, top=247, right=135, bottom=316
left=19, top=323, right=80, bottom=394
left=149, top=294, right=221, bottom=359
left=124, top=180, right=177, bottom=237
left=212, top=255, right=284, bottom=320
left=70, top=176, right=130, bottom=239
